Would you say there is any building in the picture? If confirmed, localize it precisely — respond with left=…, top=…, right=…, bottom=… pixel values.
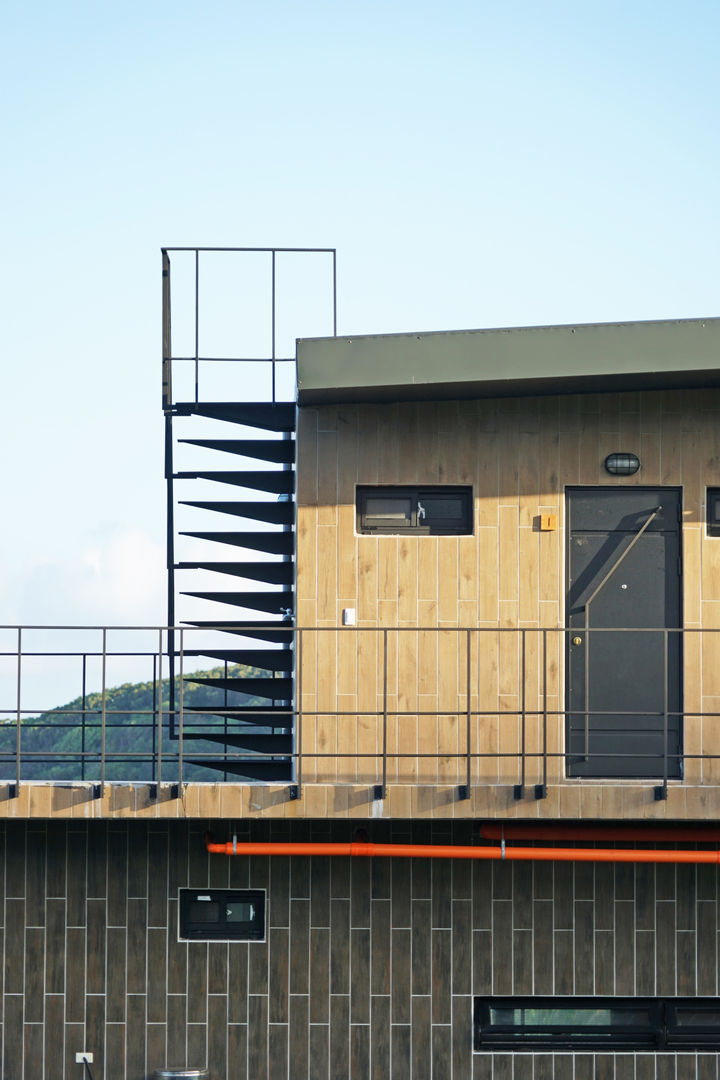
left=1, top=249, right=720, bottom=1077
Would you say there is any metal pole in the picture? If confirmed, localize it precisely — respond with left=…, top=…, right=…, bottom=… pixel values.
left=332, top=250, right=337, bottom=336
left=81, top=654, right=87, bottom=782
left=99, top=628, right=107, bottom=796
left=177, top=627, right=184, bottom=790
left=292, top=629, right=303, bottom=799
left=194, top=249, right=199, bottom=404
left=374, top=630, right=388, bottom=799
left=271, top=249, right=276, bottom=402
left=514, top=630, right=526, bottom=798
left=536, top=630, right=548, bottom=799
left=157, top=629, right=163, bottom=789
left=656, top=629, right=669, bottom=801
left=14, top=628, right=21, bottom=794
left=460, top=628, right=471, bottom=799
left=161, top=249, right=172, bottom=411
left=165, top=414, right=175, bottom=738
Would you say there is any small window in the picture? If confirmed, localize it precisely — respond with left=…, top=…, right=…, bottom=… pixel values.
left=708, top=488, right=720, bottom=536
left=357, top=486, right=472, bottom=535
left=474, top=997, right=720, bottom=1052
left=179, top=889, right=265, bottom=941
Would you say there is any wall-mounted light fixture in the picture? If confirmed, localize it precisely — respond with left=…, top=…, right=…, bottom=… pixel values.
left=604, top=452, right=640, bottom=476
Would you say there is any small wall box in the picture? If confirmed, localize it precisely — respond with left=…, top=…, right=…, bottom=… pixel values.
left=539, top=513, right=557, bottom=531
left=708, top=489, right=720, bottom=536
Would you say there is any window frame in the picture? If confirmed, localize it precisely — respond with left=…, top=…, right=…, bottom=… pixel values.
left=356, top=485, right=473, bottom=536
left=473, top=997, right=720, bottom=1052
left=178, top=888, right=266, bottom=942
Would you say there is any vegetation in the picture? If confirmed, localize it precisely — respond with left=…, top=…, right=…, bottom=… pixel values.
left=0, top=665, right=268, bottom=782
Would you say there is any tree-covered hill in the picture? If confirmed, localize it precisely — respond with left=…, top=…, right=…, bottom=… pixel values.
left=0, top=665, right=272, bottom=782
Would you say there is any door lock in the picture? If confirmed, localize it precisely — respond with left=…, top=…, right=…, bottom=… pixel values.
left=572, top=636, right=583, bottom=646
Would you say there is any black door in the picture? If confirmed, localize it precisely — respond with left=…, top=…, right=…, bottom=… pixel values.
left=566, top=487, right=682, bottom=779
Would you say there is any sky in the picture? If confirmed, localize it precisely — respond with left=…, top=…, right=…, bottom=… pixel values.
left=1, top=0, right=719, bottom=652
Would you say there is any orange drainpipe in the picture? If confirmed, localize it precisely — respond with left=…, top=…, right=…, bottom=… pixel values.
left=205, top=837, right=720, bottom=865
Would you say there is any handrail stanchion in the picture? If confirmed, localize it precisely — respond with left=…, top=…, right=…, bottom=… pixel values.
left=81, top=654, right=87, bottom=782
left=460, top=628, right=472, bottom=800
left=97, top=628, right=107, bottom=798
left=374, top=629, right=388, bottom=800
left=514, top=629, right=526, bottom=799
left=156, top=629, right=164, bottom=793
left=535, top=630, right=548, bottom=799
left=655, top=629, right=669, bottom=801
left=176, top=627, right=184, bottom=797
left=194, top=249, right=200, bottom=404
left=13, top=628, right=21, bottom=796
left=290, top=629, right=303, bottom=800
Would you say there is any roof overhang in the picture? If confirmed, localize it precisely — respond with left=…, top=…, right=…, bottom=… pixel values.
left=296, top=316, right=720, bottom=405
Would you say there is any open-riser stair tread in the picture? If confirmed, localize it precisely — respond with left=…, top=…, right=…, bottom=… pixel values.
left=173, top=402, right=295, bottom=431
left=184, top=621, right=294, bottom=643
left=184, top=648, right=293, bottom=670
left=184, top=759, right=293, bottom=781
left=175, top=470, right=294, bottom=495
left=185, top=675, right=292, bottom=697
left=179, top=438, right=295, bottom=463
left=179, top=500, right=294, bottom=525
left=176, top=561, right=293, bottom=585
left=182, top=590, right=293, bottom=615
left=179, top=530, right=294, bottom=555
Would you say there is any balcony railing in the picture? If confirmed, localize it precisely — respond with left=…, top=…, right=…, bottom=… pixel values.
left=0, top=625, right=717, bottom=800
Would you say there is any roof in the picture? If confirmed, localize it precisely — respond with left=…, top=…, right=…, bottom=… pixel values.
left=296, top=316, right=720, bottom=405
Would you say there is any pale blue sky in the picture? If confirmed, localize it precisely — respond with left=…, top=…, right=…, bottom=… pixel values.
left=2, top=0, right=719, bottom=628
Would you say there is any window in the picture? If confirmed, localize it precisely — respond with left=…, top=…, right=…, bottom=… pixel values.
left=179, top=889, right=265, bottom=941
left=707, top=488, right=720, bottom=536
left=474, top=997, right=720, bottom=1052
left=356, top=486, right=472, bottom=535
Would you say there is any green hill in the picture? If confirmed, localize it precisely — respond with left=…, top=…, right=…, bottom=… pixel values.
left=0, top=665, right=273, bottom=782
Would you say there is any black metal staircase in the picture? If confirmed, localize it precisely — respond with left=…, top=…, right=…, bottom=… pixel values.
left=162, top=246, right=336, bottom=784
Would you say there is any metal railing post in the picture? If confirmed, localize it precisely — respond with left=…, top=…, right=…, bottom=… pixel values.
left=13, top=628, right=21, bottom=796
left=194, top=249, right=200, bottom=404
left=176, top=627, right=184, bottom=796
left=655, top=629, right=669, bottom=801
left=290, top=629, right=303, bottom=800
left=459, top=628, right=472, bottom=800
left=271, top=250, right=276, bottom=402
left=514, top=630, right=526, bottom=799
left=157, top=629, right=163, bottom=791
left=81, top=654, right=87, bottom=782
left=97, top=628, right=107, bottom=798
left=535, top=630, right=548, bottom=799
left=374, top=629, right=388, bottom=799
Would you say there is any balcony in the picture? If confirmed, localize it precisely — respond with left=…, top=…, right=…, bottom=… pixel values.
left=0, top=624, right=717, bottom=820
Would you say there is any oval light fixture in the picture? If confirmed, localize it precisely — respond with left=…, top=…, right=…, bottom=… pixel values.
left=604, top=452, right=640, bottom=476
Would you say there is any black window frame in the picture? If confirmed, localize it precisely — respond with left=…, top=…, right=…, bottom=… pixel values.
left=707, top=488, right=720, bottom=536
left=474, top=997, right=720, bottom=1052
left=178, top=888, right=266, bottom=942
left=356, top=485, right=473, bottom=536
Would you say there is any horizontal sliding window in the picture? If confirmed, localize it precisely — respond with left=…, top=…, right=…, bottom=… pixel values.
left=474, top=997, right=720, bottom=1051
left=357, top=486, right=472, bottom=535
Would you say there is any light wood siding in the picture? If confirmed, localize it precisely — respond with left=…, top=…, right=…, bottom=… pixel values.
left=296, top=387, right=720, bottom=801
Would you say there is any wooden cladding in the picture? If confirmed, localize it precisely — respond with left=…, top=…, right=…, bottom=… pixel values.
left=296, top=388, right=720, bottom=795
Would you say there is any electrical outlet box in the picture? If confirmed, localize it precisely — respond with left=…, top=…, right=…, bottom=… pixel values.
left=539, top=513, right=557, bottom=531
left=75, top=1053, right=93, bottom=1063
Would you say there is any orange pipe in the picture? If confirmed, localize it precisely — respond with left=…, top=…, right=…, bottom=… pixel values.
left=478, top=823, right=720, bottom=843
left=205, top=838, right=720, bottom=864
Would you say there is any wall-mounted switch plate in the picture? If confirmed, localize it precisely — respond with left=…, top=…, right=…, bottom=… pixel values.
left=539, top=513, right=557, bottom=531
left=342, top=608, right=356, bottom=626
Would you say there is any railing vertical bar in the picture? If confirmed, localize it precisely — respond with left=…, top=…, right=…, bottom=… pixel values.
left=271, top=250, right=276, bottom=402
left=15, top=628, right=21, bottom=793
left=157, top=629, right=163, bottom=789
left=514, top=630, right=526, bottom=799
left=656, top=629, right=669, bottom=801
left=81, top=653, right=87, bottom=782
left=464, top=628, right=472, bottom=798
left=542, top=630, right=548, bottom=793
left=376, top=629, right=388, bottom=799
left=332, top=250, right=338, bottom=336
left=194, top=249, right=200, bottom=404
left=296, top=629, right=303, bottom=798
left=100, top=628, right=107, bottom=794
left=178, top=627, right=184, bottom=789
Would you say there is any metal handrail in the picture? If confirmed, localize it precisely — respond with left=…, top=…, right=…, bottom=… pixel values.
left=0, top=623, right=716, bottom=798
